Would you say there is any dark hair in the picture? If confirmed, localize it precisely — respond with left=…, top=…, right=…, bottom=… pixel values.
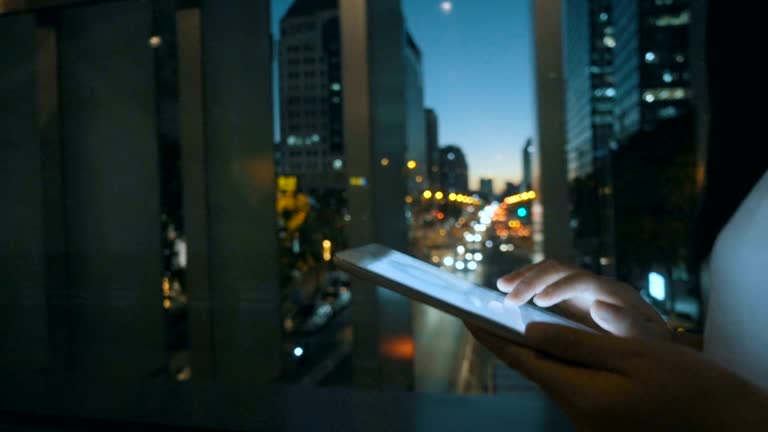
left=695, top=2, right=768, bottom=262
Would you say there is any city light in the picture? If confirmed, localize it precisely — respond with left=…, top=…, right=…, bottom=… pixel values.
left=467, top=261, right=478, bottom=271
left=649, top=272, right=666, bottom=301
left=322, top=239, right=332, bottom=262
left=449, top=193, right=457, bottom=201
left=415, top=176, right=424, bottom=183
left=431, top=256, right=440, bottom=264
left=440, top=1, right=453, bottom=14
left=293, top=346, right=304, bottom=357
left=455, top=261, right=465, bottom=270
left=504, top=190, right=537, bottom=205
left=380, top=157, right=390, bottom=167
left=148, top=35, right=162, bottom=48
left=443, top=256, right=455, bottom=267
left=435, top=191, right=444, bottom=200
left=405, top=196, right=414, bottom=203
left=517, top=207, right=528, bottom=218
left=349, top=176, right=367, bottom=186
left=407, top=160, right=417, bottom=170
left=473, top=252, right=483, bottom=261
left=423, top=190, right=433, bottom=199
left=485, top=240, right=493, bottom=248
left=465, top=253, right=473, bottom=261
left=457, top=245, right=465, bottom=254
left=163, top=298, right=171, bottom=310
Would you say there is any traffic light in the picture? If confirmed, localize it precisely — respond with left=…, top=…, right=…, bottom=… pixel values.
left=516, top=207, right=528, bottom=218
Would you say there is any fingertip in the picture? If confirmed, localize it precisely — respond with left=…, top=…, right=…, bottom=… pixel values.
left=504, top=292, right=525, bottom=305
left=497, top=277, right=515, bottom=293
left=532, top=293, right=551, bottom=307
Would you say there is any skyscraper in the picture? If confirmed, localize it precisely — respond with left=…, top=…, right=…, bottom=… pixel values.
left=277, top=0, right=345, bottom=193
left=563, top=0, right=616, bottom=273
left=404, top=32, right=427, bottom=192
left=479, top=178, right=494, bottom=200
left=612, top=0, right=692, bottom=141
left=425, top=108, right=439, bottom=188
left=438, top=145, right=469, bottom=193
left=563, top=0, right=614, bottom=181
left=522, top=138, right=533, bottom=191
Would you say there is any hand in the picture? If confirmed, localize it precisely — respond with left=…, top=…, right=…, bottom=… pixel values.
left=498, top=259, right=670, bottom=341
left=469, top=323, right=768, bottom=431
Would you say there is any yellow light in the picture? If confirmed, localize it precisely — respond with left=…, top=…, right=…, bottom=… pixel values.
left=422, top=190, right=433, bottom=199
left=163, top=299, right=171, bottom=310
left=431, top=256, right=440, bottom=264
left=381, top=157, right=390, bottom=167
left=148, top=35, right=163, bottom=48
left=162, top=277, right=170, bottom=296
left=278, top=175, right=298, bottom=192
left=529, top=191, right=537, bottom=199
left=407, top=160, right=417, bottom=170
left=448, top=193, right=457, bottom=201
left=405, top=196, right=414, bottom=204
left=415, top=176, right=424, bottom=183
left=435, top=191, right=444, bottom=200
left=322, top=239, right=332, bottom=262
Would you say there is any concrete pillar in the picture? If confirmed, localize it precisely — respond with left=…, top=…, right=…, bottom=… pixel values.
left=57, top=0, right=165, bottom=377
left=340, top=0, right=414, bottom=391
left=531, top=0, right=574, bottom=262
left=0, top=12, right=49, bottom=373
left=179, top=0, right=281, bottom=382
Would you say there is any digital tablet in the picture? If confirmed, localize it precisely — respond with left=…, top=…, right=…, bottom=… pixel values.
left=334, top=244, right=595, bottom=345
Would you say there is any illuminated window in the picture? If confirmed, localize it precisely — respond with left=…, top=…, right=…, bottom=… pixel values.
left=287, top=135, right=297, bottom=146
left=675, top=54, right=685, bottom=63
left=644, top=52, right=656, bottom=63
left=644, top=93, right=656, bottom=103
left=599, top=12, right=608, bottom=22
left=332, top=159, right=343, bottom=171
left=654, top=11, right=690, bottom=27
left=662, top=71, right=673, bottom=83
left=330, top=82, right=341, bottom=91
left=447, top=152, right=455, bottom=161
left=605, top=87, right=616, bottom=97
left=602, top=35, right=616, bottom=48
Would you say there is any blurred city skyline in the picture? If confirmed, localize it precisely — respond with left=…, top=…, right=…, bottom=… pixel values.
left=272, top=0, right=534, bottom=192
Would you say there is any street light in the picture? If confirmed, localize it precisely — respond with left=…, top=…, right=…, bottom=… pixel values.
left=422, top=190, right=433, bottom=199
left=322, top=239, right=332, bottom=262
left=407, top=160, right=417, bottom=170
left=435, top=191, right=444, bottom=200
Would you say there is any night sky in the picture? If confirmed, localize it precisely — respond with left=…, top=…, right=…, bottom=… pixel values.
left=272, top=0, right=534, bottom=191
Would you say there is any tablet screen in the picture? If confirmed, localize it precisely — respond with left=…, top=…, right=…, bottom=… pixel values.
left=335, top=244, right=592, bottom=336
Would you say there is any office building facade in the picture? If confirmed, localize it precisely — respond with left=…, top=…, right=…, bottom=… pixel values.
left=277, top=0, right=345, bottom=192
left=438, top=145, right=469, bottom=193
